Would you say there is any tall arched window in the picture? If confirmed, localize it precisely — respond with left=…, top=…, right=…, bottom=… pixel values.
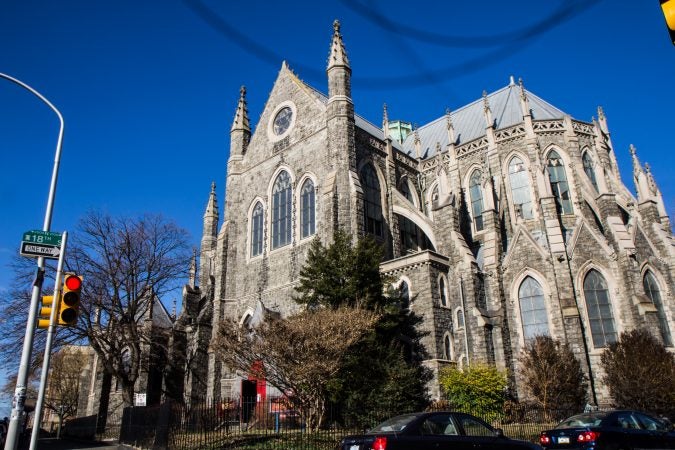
left=583, top=269, right=617, bottom=347
left=251, top=202, right=264, bottom=257
left=547, top=150, right=573, bottom=214
left=399, top=280, right=410, bottom=309
left=300, top=179, right=315, bottom=239
left=518, top=277, right=549, bottom=340
left=643, top=271, right=672, bottom=346
left=456, top=309, right=464, bottom=329
left=443, top=334, right=453, bottom=360
left=582, top=151, right=598, bottom=191
left=439, top=277, right=447, bottom=307
left=272, top=171, right=292, bottom=249
left=469, top=170, right=484, bottom=231
left=360, top=164, right=383, bottom=237
left=508, top=156, right=534, bottom=219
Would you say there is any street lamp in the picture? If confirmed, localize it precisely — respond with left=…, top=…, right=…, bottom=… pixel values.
left=0, top=72, right=64, bottom=450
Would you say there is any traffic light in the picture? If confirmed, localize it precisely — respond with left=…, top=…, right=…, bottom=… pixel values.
left=58, top=274, right=82, bottom=326
left=37, top=295, right=58, bottom=329
left=662, top=0, right=675, bottom=45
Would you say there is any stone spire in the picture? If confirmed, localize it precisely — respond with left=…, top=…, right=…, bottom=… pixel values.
left=327, top=20, right=350, bottom=71
left=644, top=163, right=658, bottom=195
left=518, top=77, right=531, bottom=117
left=199, top=182, right=219, bottom=287
left=413, top=124, right=421, bottom=159
left=597, top=106, right=609, bottom=135
left=204, top=182, right=218, bottom=227
left=231, top=86, right=250, bottom=133
left=230, top=86, right=251, bottom=157
left=630, top=145, right=651, bottom=202
left=327, top=19, right=352, bottom=99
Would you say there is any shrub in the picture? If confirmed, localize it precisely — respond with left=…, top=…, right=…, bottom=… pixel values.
left=518, top=335, right=587, bottom=419
left=439, top=364, right=507, bottom=420
left=601, top=328, right=675, bottom=417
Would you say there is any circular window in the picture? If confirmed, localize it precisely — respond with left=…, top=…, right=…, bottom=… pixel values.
left=273, top=107, right=293, bottom=136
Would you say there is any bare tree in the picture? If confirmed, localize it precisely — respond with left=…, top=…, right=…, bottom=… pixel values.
left=0, top=211, right=190, bottom=409
left=65, top=211, right=190, bottom=407
left=43, top=346, right=88, bottom=424
left=519, top=335, right=587, bottom=419
left=214, top=306, right=379, bottom=431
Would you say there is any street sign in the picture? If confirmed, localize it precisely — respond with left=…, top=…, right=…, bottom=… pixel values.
left=22, top=230, right=62, bottom=247
left=20, top=242, right=61, bottom=259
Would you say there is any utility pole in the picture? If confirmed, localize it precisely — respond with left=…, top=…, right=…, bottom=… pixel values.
left=0, top=72, right=65, bottom=450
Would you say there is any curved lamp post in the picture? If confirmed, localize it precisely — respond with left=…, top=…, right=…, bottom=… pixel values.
left=0, top=72, right=64, bottom=450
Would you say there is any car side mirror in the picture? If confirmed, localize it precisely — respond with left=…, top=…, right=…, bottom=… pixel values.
left=495, top=428, right=505, bottom=438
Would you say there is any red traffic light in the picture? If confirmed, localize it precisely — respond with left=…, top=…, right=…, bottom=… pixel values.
left=64, top=274, right=82, bottom=291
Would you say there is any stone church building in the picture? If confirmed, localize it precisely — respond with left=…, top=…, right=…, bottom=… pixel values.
left=171, top=21, right=674, bottom=406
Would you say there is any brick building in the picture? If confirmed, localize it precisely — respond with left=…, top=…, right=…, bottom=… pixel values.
left=173, top=21, right=674, bottom=405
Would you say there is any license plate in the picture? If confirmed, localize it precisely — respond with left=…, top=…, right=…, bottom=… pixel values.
left=350, top=446, right=360, bottom=450
left=558, top=436, right=570, bottom=444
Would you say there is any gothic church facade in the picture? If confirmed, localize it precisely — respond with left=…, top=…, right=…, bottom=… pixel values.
left=174, top=21, right=674, bottom=404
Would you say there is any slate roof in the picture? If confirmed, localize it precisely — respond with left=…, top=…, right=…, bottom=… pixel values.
left=401, top=81, right=566, bottom=159
left=302, top=78, right=565, bottom=160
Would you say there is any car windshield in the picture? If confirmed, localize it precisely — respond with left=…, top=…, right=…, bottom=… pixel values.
left=369, top=414, right=419, bottom=433
left=556, top=413, right=608, bottom=429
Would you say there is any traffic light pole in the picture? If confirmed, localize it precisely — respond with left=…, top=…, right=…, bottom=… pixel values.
left=0, top=73, right=64, bottom=450
left=29, top=231, right=67, bottom=450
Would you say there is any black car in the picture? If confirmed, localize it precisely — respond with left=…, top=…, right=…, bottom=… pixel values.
left=337, top=411, right=541, bottom=450
left=539, top=410, right=675, bottom=450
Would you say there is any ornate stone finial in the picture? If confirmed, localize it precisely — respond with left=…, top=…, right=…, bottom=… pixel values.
left=171, top=299, right=177, bottom=320
left=333, top=19, right=340, bottom=32
left=482, top=91, right=493, bottom=128
left=413, top=124, right=421, bottom=159
left=446, top=108, right=455, bottom=145
left=211, top=181, right=216, bottom=194
left=597, top=106, right=605, bottom=120
left=518, top=77, right=528, bottom=101
left=629, top=144, right=643, bottom=176
left=509, top=75, right=515, bottom=86
left=382, top=103, right=388, bottom=126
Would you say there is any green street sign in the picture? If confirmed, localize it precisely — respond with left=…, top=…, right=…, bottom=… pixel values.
left=22, top=230, right=62, bottom=247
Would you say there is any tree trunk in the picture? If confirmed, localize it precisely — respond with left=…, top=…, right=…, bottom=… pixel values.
left=122, top=382, right=135, bottom=408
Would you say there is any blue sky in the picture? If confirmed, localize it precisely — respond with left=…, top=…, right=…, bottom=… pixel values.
left=0, top=0, right=673, bottom=410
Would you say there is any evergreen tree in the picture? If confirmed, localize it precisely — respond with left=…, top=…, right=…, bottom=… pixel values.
left=295, top=231, right=385, bottom=309
left=295, top=230, right=430, bottom=424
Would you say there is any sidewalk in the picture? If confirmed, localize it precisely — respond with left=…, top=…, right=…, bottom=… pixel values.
left=17, top=437, right=131, bottom=450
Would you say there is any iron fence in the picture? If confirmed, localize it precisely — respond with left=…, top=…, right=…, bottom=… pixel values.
left=97, top=397, right=596, bottom=449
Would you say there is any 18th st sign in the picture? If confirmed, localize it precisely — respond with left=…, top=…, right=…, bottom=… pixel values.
left=20, top=230, right=62, bottom=259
